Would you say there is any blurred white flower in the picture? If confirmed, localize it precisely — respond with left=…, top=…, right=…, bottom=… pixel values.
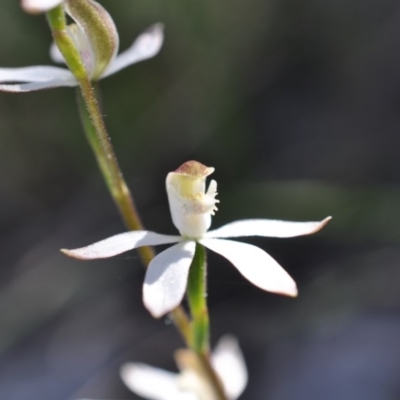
left=63, top=161, right=330, bottom=317
left=1, top=0, right=163, bottom=92
left=76, top=336, right=246, bottom=400
left=120, top=335, right=247, bottom=400
left=21, top=0, right=63, bottom=14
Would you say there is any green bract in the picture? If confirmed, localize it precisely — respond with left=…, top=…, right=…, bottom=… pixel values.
left=64, top=0, right=118, bottom=80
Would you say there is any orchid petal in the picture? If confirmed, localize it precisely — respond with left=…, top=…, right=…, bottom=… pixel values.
left=21, top=0, right=63, bottom=13
left=0, top=66, right=77, bottom=92
left=102, top=23, right=164, bottom=78
left=206, top=217, right=331, bottom=239
left=0, top=66, right=74, bottom=83
left=0, top=79, right=77, bottom=92
left=61, top=231, right=181, bottom=260
left=121, top=363, right=196, bottom=400
left=211, top=336, right=247, bottom=400
left=199, top=239, right=297, bottom=296
left=143, top=241, right=196, bottom=318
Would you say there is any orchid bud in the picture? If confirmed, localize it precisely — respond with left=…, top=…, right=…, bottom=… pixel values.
left=166, top=161, right=219, bottom=239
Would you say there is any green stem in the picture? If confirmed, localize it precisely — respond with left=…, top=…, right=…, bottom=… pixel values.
left=187, top=243, right=209, bottom=352
left=187, top=244, right=227, bottom=400
left=75, top=85, right=146, bottom=234
left=198, top=352, right=227, bottom=400
left=46, top=7, right=87, bottom=80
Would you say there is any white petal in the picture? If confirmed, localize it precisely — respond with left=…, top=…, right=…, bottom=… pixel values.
left=0, top=79, right=77, bottom=92
left=206, top=217, right=331, bottom=239
left=143, top=241, right=196, bottom=318
left=121, top=363, right=177, bottom=400
left=121, top=363, right=197, bottom=400
left=101, top=23, right=164, bottom=78
left=199, top=239, right=297, bottom=296
left=0, top=66, right=77, bottom=92
left=61, top=231, right=181, bottom=260
left=21, top=0, right=63, bottom=13
left=211, top=336, right=247, bottom=400
left=0, top=66, right=74, bottom=83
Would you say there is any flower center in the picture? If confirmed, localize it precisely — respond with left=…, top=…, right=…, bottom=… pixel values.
left=166, top=161, right=219, bottom=238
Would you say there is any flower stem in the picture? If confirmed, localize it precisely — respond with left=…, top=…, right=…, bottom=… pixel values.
left=47, top=7, right=154, bottom=266
left=198, top=352, right=228, bottom=400
left=187, top=244, right=227, bottom=400
left=75, top=84, right=145, bottom=234
left=187, top=243, right=209, bottom=353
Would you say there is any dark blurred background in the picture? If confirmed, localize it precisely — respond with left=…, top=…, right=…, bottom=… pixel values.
left=1, top=0, right=400, bottom=399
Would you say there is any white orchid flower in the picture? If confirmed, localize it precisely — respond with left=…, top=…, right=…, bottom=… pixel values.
left=76, top=336, right=247, bottom=400
left=1, top=0, right=164, bottom=92
left=62, top=160, right=331, bottom=318
left=120, top=335, right=247, bottom=400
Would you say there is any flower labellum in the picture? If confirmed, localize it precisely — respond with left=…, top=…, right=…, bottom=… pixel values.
left=120, top=335, right=248, bottom=400
left=167, top=160, right=219, bottom=238
left=1, top=0, right=164, bottom=92
left=62, top=160, right=331, bottom=318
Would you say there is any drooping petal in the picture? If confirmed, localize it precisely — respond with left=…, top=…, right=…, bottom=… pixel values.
left=61, top=231, right=181, bottom=260
left=0, top=66, right=75, bottom=83
left=143, top=241, right=196, bottom=318
left=101, top=23, right=164, bottom=78
left=121, top=363, right=197, bottom=400
left=21, top=0, right=63, bottom=14
left=211, top=336, right=247, bottom=400
left=206, top=217, right=331, bottom=239
left=199, top=239, right=297, bottom=296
